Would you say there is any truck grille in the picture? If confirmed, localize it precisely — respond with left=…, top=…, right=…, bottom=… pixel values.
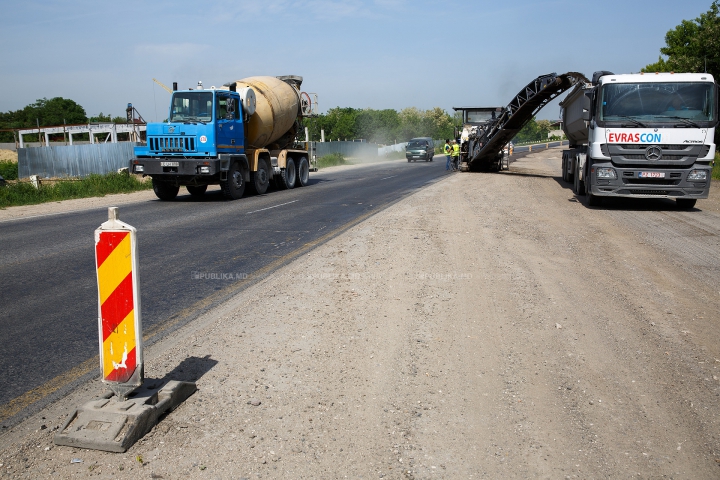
left=617, top=144, right=687, bottom=150
left=622, top=178, right=679, bottom=186
left=621, top=154, right=684, bottom=161
left=149, top=136, right=196, bottom=153
left=617, top=189, right=683, bottom=196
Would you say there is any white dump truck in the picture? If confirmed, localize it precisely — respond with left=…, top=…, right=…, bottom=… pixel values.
left=560, top=71, right=717, bottom=208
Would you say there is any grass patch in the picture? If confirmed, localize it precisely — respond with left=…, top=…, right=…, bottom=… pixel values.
left=0, top=172, right=152, bottom=209
left=713, top=153, right=720, bottom=180
left=0, top=160, right=18, bottom=180
left=317, top=153, right=353, bottom=169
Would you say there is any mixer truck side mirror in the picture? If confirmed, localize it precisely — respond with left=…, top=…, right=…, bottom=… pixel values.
left=582, top=108, right=591, bottom=121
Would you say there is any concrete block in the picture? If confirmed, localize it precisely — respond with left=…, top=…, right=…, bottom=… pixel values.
left=54, top=380, right=196, bottom=453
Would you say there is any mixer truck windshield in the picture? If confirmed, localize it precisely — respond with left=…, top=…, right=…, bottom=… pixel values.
left=599, top=82, right=715, bottom=126
left=170, top=91, right=214, bottom=123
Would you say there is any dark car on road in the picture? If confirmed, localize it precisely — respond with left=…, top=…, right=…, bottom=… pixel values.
left=405, top=138, right=434, bottom=162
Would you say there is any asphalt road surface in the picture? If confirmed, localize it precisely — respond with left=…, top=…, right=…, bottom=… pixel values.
left=0, top=158, right=446, bottom=423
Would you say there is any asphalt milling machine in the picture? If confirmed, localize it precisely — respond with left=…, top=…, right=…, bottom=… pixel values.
left=454, top=72, right=588, bottom=172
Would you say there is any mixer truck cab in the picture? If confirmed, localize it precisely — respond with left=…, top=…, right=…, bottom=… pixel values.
left=131, top=76, right=312, bottom=201
left=561, top=71, right=718, bottom=208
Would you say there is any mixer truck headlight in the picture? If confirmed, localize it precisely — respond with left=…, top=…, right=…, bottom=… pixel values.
left=199, top=166, right=211, bottom=174
left=687, top=169, right=707, bottom=181
left=595, top=167, right=616, bottom=179
left=134, top=165, right=144, bottom=173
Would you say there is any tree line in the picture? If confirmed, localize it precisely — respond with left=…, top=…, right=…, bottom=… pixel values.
left=0, top=97, right=124, bottom=143
left=302, top=107, right=460, bottom=145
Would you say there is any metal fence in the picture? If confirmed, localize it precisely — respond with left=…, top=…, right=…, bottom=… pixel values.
left=378, top=142, right=407, bottom=155
left=18, top=143, right=139, bottom=179
left=313, top=141, right=379, bottom=159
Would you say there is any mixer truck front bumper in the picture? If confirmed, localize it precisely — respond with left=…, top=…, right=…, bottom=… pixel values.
left=130, top=157, right=226, bottom=177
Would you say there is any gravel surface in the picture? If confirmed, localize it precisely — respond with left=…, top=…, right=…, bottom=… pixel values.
left=1, top=148, right=720, bottom=478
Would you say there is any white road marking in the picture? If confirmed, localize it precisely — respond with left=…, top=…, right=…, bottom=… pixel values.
left=246, top=200, right=298, bottom=214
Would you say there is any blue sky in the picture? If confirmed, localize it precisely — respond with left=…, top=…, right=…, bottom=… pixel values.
left=0, top=0, right=714, bottom=123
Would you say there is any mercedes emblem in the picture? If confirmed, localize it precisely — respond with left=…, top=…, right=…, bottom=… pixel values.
left=645, top=146, right=662, bottom=161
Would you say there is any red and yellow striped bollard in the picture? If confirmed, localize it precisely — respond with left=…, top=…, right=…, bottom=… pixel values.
left=95, top=207, right=143, bottom=397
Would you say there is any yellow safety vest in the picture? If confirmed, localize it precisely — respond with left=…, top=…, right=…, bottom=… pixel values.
left=452, top=144, right=460, bottom=157
left=444, top=144, right=452, bottom=154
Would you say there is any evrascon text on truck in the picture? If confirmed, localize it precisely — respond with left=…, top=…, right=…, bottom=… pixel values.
left=561, top=71, right=717, bottom=208
left=131, top=75, right=315, bottom=200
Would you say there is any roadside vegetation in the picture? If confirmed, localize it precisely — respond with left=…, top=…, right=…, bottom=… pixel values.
left=303, top=107, right=460, bottom=146
left=713, top=152, right=720, bottom=180
left=0, top=160, right=18, bottom=180
left=0, top=172, right=151, bottom=209
left=316, top=153, right=352, bottom=169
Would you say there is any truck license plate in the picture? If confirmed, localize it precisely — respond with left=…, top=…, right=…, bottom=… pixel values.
left=413, top=156, right=420, bottom=158
left=160, top=162, right=179, bottom=167
left=638, top=171, right=665, bottom=178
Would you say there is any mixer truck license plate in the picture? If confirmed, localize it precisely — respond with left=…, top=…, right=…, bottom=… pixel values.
left=638, top=172, right=665, bottom=178
left=161, top=162, right=179, bottom=167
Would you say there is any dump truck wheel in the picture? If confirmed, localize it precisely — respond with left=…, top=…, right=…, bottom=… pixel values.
left=221, top=162, right=246, bottom=200
left=676, top=198, right=697, bottom=209
left=277, top=157, right=296, bottom=190
left=152, top=179, right=179, bottom=200
left=575, top=162, right=585, bottom=195
left=186, top=185, right=207, bottom=196
left=250, top=157, right=270, bottom=195
left=297, top=156, right=310, bottom=187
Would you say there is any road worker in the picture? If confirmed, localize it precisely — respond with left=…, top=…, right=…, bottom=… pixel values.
left=451, top=140, right=460, bottom=171
left=444, top=139, right=453, bottom=170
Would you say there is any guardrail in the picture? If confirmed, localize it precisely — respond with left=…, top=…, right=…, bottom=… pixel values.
left=512, top=140, right=568, bottom=154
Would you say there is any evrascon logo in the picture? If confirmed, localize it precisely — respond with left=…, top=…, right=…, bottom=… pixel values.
left=608, top=132, right=662, bottom=143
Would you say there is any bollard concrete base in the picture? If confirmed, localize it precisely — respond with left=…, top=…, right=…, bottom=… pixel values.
left=54, top=380, right=196, bottom=453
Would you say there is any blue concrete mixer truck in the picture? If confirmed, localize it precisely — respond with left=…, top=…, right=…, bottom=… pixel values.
left=130, top=75, right=314, bottom=200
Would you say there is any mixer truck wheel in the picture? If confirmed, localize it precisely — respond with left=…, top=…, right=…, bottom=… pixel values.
left=186, top=185, right=207, bottom=196
left=250, top=158, right=270, bottom=195
left=152, top=178, right=179, bottom=201
left=296, top=156, right=310, bottom=187
left=221, top=162, right=246, bottom=199
left=278, top=158, right=296, bottom=190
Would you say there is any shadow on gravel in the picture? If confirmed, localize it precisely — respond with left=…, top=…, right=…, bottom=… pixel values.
left=145, top=354, right=218, bottom=386
left=550, top=177, right=698, bottom=211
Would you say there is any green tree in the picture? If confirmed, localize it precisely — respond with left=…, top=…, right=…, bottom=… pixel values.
left=302, top=106, right=456, bottom=144
left=536, top=119, right=553, bottom=140
left=642, top=1, right=720, bottom=76
left=642, top=1, right=720, bottom=145
left=22, top=97, right=87, bottom=127
left=514, top=117, right=540, bottom=143
left=0, top=97, right=88, bottom=142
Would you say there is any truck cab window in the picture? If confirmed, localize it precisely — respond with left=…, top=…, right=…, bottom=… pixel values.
left=600, top=82, right=715, bottom=125
left=170, top=91, right=213, bottom=123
